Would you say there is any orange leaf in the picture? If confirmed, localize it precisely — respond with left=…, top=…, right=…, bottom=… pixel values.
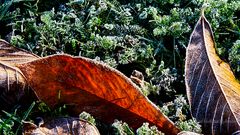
left=185, top=14, right=240, bottom=134
left=23, top=117, right=100, bottom=135
left=0, top=40, right=39, bottom=110
left=17, top=55, right=180, bottom=135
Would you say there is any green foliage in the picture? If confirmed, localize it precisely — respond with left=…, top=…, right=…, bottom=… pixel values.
left=0, top=102, right=35, bottom=135
left=111, top=120, right=135, bottom=135
left=0, top=0, right=239, bottom=134
left=0, top=114, right=15, bottom=135
left=203, top=0, right=240, bottom=69
left=160, top=95, right=201, bottom=132
left=111, top=120, right=165, bottom=135
left=145, top=60, right=177, bottom=96
left=0, top=0, right=14, bottom=21
left=176, top=119, right=201, bottom=133
left=136, top=123, right=164, bottom=135
left=229, top=40, right=240, bottom=78
left=79, top=111, right=96, bottom=125
left=0, top=0, right=29, bottom=21
left=36, top=102, right=68, bottom=117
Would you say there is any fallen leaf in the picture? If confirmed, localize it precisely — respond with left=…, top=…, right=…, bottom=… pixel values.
left=17, top=54, right=180, bottom=135
left=185, top=14, right=240, bottom=134
left=177, top=131, right=202, bottom=135
left=23, top=117, right=100, bottom=135
left=0, top=39, right=39, bottom=65
left=0, top=39, right=39, bottom=110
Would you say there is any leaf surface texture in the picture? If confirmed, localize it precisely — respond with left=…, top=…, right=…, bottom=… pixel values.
left=185, top=15, right=240, bottom=134
left=18, top=55, right=180, bottom=135
left=23, top=117, right=100, bottom=135
left=0, top=40, right=38, bottom=109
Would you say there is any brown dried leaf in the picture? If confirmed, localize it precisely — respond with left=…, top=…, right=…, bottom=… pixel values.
left=17, top=55, right=180, bottom=135
left=185, top=15, right=240, bottom=134
left=0, top=39, right=39, bottom=110
left=0, top=39, right=39, bottom=65
left=23, top=117, right=100, bottom=135
left=177, top=131, right=202, bottom=135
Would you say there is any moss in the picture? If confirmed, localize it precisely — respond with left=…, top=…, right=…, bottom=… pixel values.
left=229, top=40, right=240, bottom=78
left=1, top=0, right=239, bottom=134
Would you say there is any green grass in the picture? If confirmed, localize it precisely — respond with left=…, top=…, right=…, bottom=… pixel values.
left=0, top=0, right=239, bottom=134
